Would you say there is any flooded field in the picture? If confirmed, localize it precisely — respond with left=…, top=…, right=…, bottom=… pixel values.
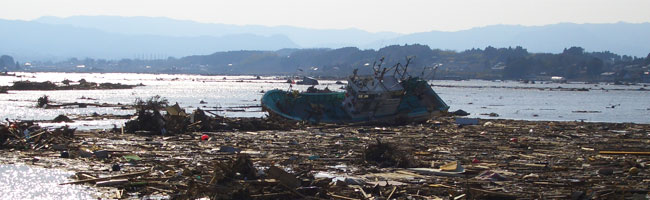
left=1, top=72, right=649, bottom=199
left=1, top=72, right=648, bottom=130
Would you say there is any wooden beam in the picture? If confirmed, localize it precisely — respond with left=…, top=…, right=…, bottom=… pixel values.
left=599, top=151, right=650, bottom=155
left=60, top=170, right=149, bottom=185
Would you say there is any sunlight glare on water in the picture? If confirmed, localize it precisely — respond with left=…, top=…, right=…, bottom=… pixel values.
left=0, top=165, right=97, bottom=199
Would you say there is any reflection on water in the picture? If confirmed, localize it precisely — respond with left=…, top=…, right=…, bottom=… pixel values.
left=0, top=164, right=97, bottom=199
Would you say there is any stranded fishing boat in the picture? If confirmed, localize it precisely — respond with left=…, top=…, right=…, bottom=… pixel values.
left=262, top=58, right=449, bottom=124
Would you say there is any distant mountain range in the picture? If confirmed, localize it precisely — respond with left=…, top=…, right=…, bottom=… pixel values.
left=0, top=18, right=298, bottom=61
left=35, top=16, right=400, bottom=48
left=380, top=23, right=650, bottom=58
left=1, top=16, right=649, bottom=61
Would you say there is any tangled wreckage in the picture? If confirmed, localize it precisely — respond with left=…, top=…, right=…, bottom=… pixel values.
left=262, top=58, right=449, bottom=124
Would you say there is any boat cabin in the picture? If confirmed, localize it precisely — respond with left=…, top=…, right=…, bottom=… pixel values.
left=342, top=75, right=404, bottom=119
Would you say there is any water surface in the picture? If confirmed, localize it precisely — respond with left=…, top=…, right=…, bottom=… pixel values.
left=1, top=72, right=648, bottom=129
left=0, top=164, right=97, bottom=199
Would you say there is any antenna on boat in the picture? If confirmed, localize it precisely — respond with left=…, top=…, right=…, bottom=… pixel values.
left=373, top=57, right=385, bottom=76
left=391, top=56, right=414, bottom=80
left=380, top=68, right=388, bottom=80
left=422, top=63, right=441, bottom=80
left=392, top=62, right=401, bottom=78
left=400, top=56, right=414, bottom=80
left=381, top=62, right=396, bottom=75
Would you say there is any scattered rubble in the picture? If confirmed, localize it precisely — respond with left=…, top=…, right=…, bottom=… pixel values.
left=125, top=96, right=297, bottom=135
left=363, top=139, right=416, bottom=168
left=37, top=95, right=50, bottom=108
left=451, top=109, right=470, bottom=116
left=52, top=114, right=73, bottom=123
left=305, top=85, right=332, bottom=93
left=35, top=95, right=131, bottom=109
left=124, top=96, right=170, bottom=135
left=1, top=116, right=649, bottom=199
left=7, top=79, right=141, bottom=91
left=0, top=122, right=75, bottom=150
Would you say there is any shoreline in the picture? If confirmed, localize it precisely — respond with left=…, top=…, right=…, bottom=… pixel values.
left=5, top=71, right=650, bottom=85
left=1, top=117, right=649, bottom=199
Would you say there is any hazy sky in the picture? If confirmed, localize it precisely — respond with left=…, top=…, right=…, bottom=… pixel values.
left=2, top=0, right=650, bottom=33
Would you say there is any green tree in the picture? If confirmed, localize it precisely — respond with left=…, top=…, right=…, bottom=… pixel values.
left=586, top=58, right=604, bottom=76
left=504, top=56, right=532, bottom=79
left=0, top=55, right=15, bottom=70
left=563, top=47, right=584, bottom=55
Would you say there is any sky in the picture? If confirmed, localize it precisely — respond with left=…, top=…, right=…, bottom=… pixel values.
left=1, top=0, right=650, bottom=33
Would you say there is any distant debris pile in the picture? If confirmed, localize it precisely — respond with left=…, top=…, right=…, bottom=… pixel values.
left=305, top=86, right=332, bottom=93
left=451, top=109, right=470, bottom=116
left=52, top=114, right=74, bottom=123
left=7, top=79, right=140, bottom=91
left=124, top=96, right=297, bottom=135
left=0, top=122, right=75, bottom=150
left=124, top=96, right=170, bottom=135
left=35, top=95, right=126, bottom=109
left=37, top=95, right=50, bottom=108
left=184, top=107, right=296, bottom=132
left=11, top=80, right=57, bottom=90
left=296, top=76, right=319, bottom=85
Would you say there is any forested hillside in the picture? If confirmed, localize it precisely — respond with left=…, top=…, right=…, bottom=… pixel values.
left=16, top=44, right=650, bottom=82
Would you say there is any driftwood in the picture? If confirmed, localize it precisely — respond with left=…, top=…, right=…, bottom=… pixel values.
left=60, top=171, right=150, bottom=185
left=3, top=116, right=650, bottom=199
left=599, top=151, right=650, bottom=155
left=45, top=103, right=124, bottom=108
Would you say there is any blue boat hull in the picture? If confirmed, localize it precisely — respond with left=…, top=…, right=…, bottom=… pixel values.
left=262, top=79, right=449, bottom=124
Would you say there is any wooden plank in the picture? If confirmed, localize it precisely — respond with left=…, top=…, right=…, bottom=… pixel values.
left=386, top=186, right=397, bottom=199
left=328, top=193, right=361, bottom=200
left=60, top=171, right=149, bottom=185
left=599, top=151, right=650, bottom=155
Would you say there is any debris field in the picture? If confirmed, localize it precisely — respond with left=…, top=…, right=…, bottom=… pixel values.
left=1, top=116, right=649, bottom=199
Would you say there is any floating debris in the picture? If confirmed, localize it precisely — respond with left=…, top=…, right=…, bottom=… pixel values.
left=295, top=76, right=319, bottom=85
left=0, top=123, right=75, bottom=150
left=2, top=115, right=650, bottom=199
left=125, top=96, right=297, bottom=135
left=52, top=114, right=73, bottom=123
left=8, top=80, right=141, bottom=91
left=572, top=110, right=602, bottom=113
left=451, top=109, right=470, bottom=116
